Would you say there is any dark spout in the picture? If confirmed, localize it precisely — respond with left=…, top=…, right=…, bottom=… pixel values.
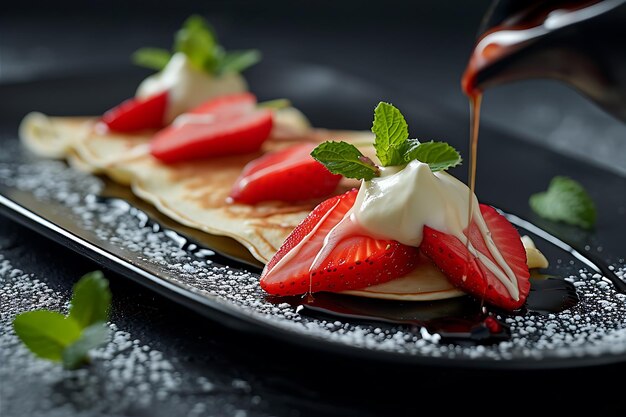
left=463, top=0, right=626, bottom=122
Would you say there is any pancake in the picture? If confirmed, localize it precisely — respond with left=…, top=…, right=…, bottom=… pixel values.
left=341, top=252, right=465, bottom=300
left=19, top=108, right=547, bottom=301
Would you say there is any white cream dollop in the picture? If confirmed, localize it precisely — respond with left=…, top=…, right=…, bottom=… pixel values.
left=136, top=52, right=247, bottom=124
left=354, top=161, right=477, bottom=247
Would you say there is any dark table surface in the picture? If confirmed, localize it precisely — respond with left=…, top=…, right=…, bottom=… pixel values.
left=2, top=2, right=626, bottom=416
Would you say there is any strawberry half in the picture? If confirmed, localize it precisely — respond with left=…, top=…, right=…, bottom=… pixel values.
left=421, top=204, right=530, bottom=310
left=188, top=92, right=257, bottom=119
left=101, top=90, right=168, bottom=133
left=229, top=143, right=342, bottom=204
left=150, top=94, right=273, bottom=163
left=260, top=189, right=421, bottom=296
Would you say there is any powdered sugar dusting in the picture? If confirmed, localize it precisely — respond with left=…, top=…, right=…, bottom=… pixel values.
left=2, top=146, right=626, bottom=363
left=0, top=254, right=269, bottom=416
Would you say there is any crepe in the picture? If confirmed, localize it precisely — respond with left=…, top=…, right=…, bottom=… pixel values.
left=19, top=108, right=546, bottom=301
left=19, top=108, right=373, bottom=262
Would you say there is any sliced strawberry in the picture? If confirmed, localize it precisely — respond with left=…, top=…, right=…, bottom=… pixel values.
left=421, top=204, right=530, bottom=311
left=260, top=189, right=421, bottom=296
left=229, top=143, right=342, bottom=204
left=150, top=108, right=273, bottom=163
left=189, top=92, right=257, bottom=119
left=101, top=90, right=168, bottom=132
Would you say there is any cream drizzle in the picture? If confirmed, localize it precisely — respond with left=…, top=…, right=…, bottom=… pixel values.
left=263, top=198, right=342, bottom=292
left=309, top=211, right=363, bottom=273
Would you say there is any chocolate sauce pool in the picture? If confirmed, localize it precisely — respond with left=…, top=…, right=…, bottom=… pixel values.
left=278, top=277, right=578, bottom=345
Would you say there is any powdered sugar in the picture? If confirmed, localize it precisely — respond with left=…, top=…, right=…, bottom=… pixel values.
left=0, top=253, right=274, bottom=416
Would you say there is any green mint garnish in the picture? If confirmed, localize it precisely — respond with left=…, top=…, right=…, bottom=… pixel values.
left=131, top=48, right=172, bottom=71
left=68, top=270, right=111, bottom=329
left=133, top=15, right=261, bottom=76
left=311, top=141, right=379, bottom=180
left=403, top=139, right=462, bottom=172
left=12, top=311, right=82, bottom=362
left=217, top=50, right=263, bottom=75
left=257, top=98, right=292, bottom=110
left=372, top=102, right=409, bottom=166
left=311, top=102, right=461, bottom=180
left=62, top=323, right=111, bottom=370
left=173, top=15, right=220, bottom=73
left=529, top=176, right=597, bottom=230
left=12, top=271, right=111, bottom=369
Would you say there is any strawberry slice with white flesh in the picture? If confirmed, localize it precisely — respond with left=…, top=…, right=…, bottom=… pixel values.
left=101, top=90, right=169, bottom=133
left=260, top=189, right=421, bottom=296
left=150, top=93, right=273, bottom=163
left=229, top=142, right=342, bottom=204
left=421, top=204, right=531, bottom=310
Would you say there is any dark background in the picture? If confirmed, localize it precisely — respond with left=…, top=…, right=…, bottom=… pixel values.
left=2, top=0, right=626, bottom=176
left=2, top=2, right=626, bottom=416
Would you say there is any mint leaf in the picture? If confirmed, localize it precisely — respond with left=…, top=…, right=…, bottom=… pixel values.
left=530, top=176, right=597, bottom=229
left=62, top=323, right=110, bottom=369
left=403, top=140, right=462, bottom=172
left=69, top=271, right=111, bottom=329
left=13, top=311, right=81, bottom=362
left=174, top=15, right=219, bottom=73
left=218, top=50, right=262, bottom=74
left=371, top=102, right=409, bottom=166
left=258, top=98, right=291, bottom=110
left=132, top=48, right=172, bottom=71
left=311, top=141, right=379, bottom=180
left=13, top=271, right=112, bottom=369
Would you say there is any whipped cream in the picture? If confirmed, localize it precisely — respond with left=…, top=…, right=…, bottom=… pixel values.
left=136, top=52, right=247, bottom=124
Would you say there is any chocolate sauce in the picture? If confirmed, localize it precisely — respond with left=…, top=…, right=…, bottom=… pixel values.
left=524, top=276, right=579, bottom=314
left=279, top=293, right=511, bottom=345
left=282, top=275, right=579, bottom=345
left=463, top=92, right=482, bottom=280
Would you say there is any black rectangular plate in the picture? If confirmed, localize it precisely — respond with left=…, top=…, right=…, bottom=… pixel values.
left=1, top=60, right=626, bottom=369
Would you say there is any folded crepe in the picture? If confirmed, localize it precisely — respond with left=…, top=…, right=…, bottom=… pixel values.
left=19, top=108, right=547, bottom=301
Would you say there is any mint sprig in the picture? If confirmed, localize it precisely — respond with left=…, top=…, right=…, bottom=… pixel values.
left=12, top=271, right=111, bottom=369
left=133, top=15, right=261, bottom=76
left=311, top=102, right=461, bottom=180
left=529, top=176, right=597, bottom=230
